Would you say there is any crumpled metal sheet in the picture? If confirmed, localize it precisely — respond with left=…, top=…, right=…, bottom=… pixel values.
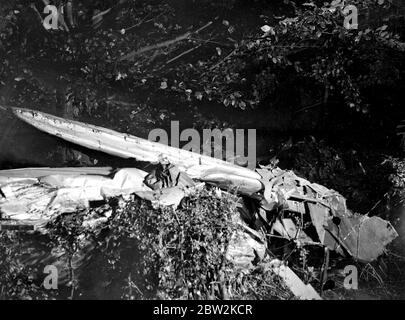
left=325, top=214, right=399, bottom=262
left=267, top=259, right=322, bottom=300
left=258, top=166, right=398, bottom=262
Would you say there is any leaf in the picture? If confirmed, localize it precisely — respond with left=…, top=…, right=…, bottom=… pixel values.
left=195, top=91, right=203, bottom=100
left=261, top=25, right=272, bottom=33
left=261, top=25, right=276, bottom=36
left=330, top=0, right=341, bottom=7
left=160, top=81, right=168, bottom=89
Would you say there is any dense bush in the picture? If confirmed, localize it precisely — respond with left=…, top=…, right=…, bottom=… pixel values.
left=1, top=188, right=289, bottom=300
left=100, top=189, right=239, bottom=299
left=0, top=232, right=55, bottom=300
left=197, top=0, right=405, bottom=113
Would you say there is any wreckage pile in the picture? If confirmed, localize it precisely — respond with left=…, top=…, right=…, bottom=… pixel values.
left=0, top=108, right=399, bottom=300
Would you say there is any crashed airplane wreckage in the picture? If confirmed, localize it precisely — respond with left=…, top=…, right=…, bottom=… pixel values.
left=0, top=108, right=399, bottom=299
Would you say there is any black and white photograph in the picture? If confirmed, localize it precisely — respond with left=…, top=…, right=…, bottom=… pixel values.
left=0, top=0, right=404, bottom=306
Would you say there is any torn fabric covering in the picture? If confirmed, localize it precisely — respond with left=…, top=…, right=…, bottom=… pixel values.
left=0, top=168, right=152, bottom=226
left=135, top=186, right=186, bottom=209
left=0, top=165, right=198, bottom=226
left=0, top=167, right=114, bottom=186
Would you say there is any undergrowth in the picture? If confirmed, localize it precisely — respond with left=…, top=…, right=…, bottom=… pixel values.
left=0, top=187, right=290, bottom=300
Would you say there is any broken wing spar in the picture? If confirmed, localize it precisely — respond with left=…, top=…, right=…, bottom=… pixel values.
left=13, top=108, right=262, bottom=195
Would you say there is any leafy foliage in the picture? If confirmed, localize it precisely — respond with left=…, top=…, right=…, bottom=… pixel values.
left=0, top=232, right=55, bottom=300
left=1, top=0, right=404, bottom=127
left=195, top=0, right=405, bottom=112
left=1, top=188, right=289, bottom=300
left=102, top=189, right=238, bottom=299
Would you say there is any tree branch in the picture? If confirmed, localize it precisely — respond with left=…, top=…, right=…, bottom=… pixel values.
left=118, top=21, right=213, bottom=61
